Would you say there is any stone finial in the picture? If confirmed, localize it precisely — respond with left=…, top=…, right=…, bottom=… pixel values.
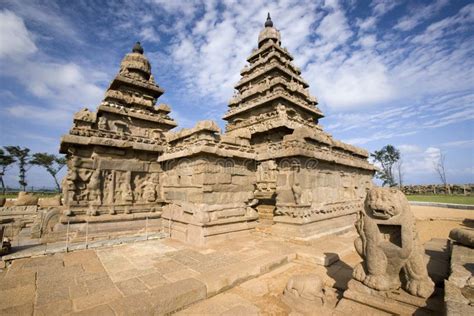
left=265, top=12, right=273, bottom=27
left=132, top=41, right=144, bottom=54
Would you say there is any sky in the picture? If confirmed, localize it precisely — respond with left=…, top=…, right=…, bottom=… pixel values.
left=0, top=0, right=473, bottom=189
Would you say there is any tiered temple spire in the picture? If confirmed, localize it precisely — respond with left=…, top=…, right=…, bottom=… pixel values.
left=224, top=14, right=323, bottom=139
left=60, top=42, right=176, bottom=216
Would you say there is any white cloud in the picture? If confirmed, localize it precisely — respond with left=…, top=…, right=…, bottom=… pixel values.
left=0, top=11, right=106, bottom=125
left=0, top=10, right=37, bottom=60
left=441, top=140, right=474, bottom=148
left=401, top=146, right=441, bottom=175
left=140, top=26, right=160, bottom=43
left=394, top=0, right=449, bottom=32
left=2, top=0, right=78, bottom=40
left=398, top=144, right=422, bottom=155
left=371, top=0, right=401, bottom=17
left=327, top=91, right=474, bottom=143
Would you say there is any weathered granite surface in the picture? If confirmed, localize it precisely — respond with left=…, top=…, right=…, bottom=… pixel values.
left=352, top=187, right=435, bottom=298
left=25, top=14, right=377, bottom=245
left=445, top=237, right=474, bottom=315
left=282, top=273, right=337, bottom=314
left=449, top=227, right=474, bottom=248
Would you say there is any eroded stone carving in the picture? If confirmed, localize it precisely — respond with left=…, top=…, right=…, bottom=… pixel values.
left=282, top=274, right=337, bottom=313
left=352, top=187, right=435, bottom=298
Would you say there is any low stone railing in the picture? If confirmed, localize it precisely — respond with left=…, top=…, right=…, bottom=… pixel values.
left=401, top=184, right=473, bottom=195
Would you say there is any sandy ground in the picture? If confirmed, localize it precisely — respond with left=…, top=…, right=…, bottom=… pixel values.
left=411, top=205, right=473, bottom=220
left=411, top=205, right=473, bottom=244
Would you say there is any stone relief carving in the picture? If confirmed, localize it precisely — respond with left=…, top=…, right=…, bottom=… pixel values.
left=119, top=171, right=133, bottom=203
left=282, top=274, right=337, bottom=313
left=86, top=169, right=102, bottom=205
left=74, top=108, right=97, bottom=123
left=98, top=116, right=108, bottom=130
left=256, top=160, right=277, bottom=193
left=352, top=187, right=435, bottom=298
left=143, top=173, right=159, bottom=202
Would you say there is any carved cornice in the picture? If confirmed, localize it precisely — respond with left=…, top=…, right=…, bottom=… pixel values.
left=60, top=134, right=165, bottom=154
left=223, top=89, right=323, bottom=120
left=98, top=103, right=177, bottom=127
left=247, top=41, right=293, bottom=62
left=234, top=60, right=308, bottom=89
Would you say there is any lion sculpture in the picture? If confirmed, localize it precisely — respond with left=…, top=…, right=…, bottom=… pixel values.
left=353, top=187, right=435, bottom=298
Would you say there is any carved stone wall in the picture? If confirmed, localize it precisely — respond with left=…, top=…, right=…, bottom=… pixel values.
left=159, top=122, right=258, bottom=246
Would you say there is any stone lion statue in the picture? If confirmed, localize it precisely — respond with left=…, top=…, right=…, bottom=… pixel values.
left=353, top=187, right=435, bottom=298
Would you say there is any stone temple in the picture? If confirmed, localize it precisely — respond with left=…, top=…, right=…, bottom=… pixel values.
left=53, top=14, right=375, bottom=245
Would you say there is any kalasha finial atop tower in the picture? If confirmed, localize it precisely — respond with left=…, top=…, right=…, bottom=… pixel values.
left=265, top=12, right=273, bottom=27
left=132, top=41, right=144, bottom=54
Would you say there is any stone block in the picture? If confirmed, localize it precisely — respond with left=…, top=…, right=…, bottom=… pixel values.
left=0, top=303, right=34, bottom=316
left=35, top=299, right=73, bottom=316
left=450, top=228, right=474, bottom=248
left=14, top=192, right=38, bottom=206
left=38, top=195, right=62, bottom=207
left=109, top=293, right=155, bottom=316
left=150, top=278, right=207, bottom=314
left=115, top=278, right=149, bottom=296
left=71, top=304, right=116, bottom=316
left=0, top=285, right=35, bottom=310
left=72, top=288, right=122, bottom=311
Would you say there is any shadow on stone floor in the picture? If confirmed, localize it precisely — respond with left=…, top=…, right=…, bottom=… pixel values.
left=324, top=252, right=354, bottom=292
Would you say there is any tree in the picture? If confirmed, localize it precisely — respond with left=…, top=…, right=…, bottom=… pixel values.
left=371, top=145, right=401, bottom=187
left=4, top=146, right=31, bottom=191
left=395, top=159, right=404, bottom=189
left=0, top=148, right=15, bottom=194
left=434, top=152, right=449, bottom=194
left=31, top=153, right=67, bottom=191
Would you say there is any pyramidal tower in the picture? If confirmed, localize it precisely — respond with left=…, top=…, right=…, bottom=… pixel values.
left=59, top=42, right=176, bottom=234
left=224, top=13, right=323, bottom=138
left=223, top=14, right=376, bottom=238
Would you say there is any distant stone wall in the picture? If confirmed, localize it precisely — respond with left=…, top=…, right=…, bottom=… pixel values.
left=401, top=184, right=473, bottom=195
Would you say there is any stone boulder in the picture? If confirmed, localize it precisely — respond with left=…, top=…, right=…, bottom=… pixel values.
left=38, top=195, right=62, bottom=208
left=449, top=228, right=474, bottom=248
left=0, top=197, right=5, bottom=207
left=14, top=192, right=39, bottom=206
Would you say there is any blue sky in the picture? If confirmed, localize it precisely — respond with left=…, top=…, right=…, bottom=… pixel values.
left=0, top=0, right=473, bottom=189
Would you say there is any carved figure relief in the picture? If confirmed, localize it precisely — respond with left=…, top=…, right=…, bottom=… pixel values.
left=292, top=182, right=302, bottom=204
left=353, top=188, right=435, bottom=298
left=119, top=171, right=133, bottom=203
left=98, top=116, right=108, bottom=130
left=143, top=174, right=159, bottom=202
left=62, top=168, right=77, bottom=205
left=282, top=274, right=337, bottom=313
left=86, top=169, right=102, bottom=205
left=74, top=108, right=96, bottom=123
left=256, top=160, right=277, bottom=192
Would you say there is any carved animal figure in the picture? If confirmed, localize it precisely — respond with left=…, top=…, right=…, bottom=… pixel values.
left=353, top=187, right=434, bottom=298
left=284, top=274, right=324, bottom=302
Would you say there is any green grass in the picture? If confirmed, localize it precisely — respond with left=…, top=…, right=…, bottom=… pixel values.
left=406, top=194, right=474, bottom=205
left=0, top=192, right=59, bottom=199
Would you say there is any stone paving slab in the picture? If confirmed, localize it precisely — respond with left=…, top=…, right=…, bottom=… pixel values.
left=2, top=232, right=168, bottom=262
left=0, top=232, right=357, bottom=315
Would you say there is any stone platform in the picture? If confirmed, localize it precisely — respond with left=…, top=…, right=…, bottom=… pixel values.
left=0, top=231, right=358, bottom=315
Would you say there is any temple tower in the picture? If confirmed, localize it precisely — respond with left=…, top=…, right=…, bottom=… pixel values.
left=224, top=15, right=375, bottom=238
left=224, top=13, right=323, bottom=141
left=56, top=42, right=176, bottom=239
